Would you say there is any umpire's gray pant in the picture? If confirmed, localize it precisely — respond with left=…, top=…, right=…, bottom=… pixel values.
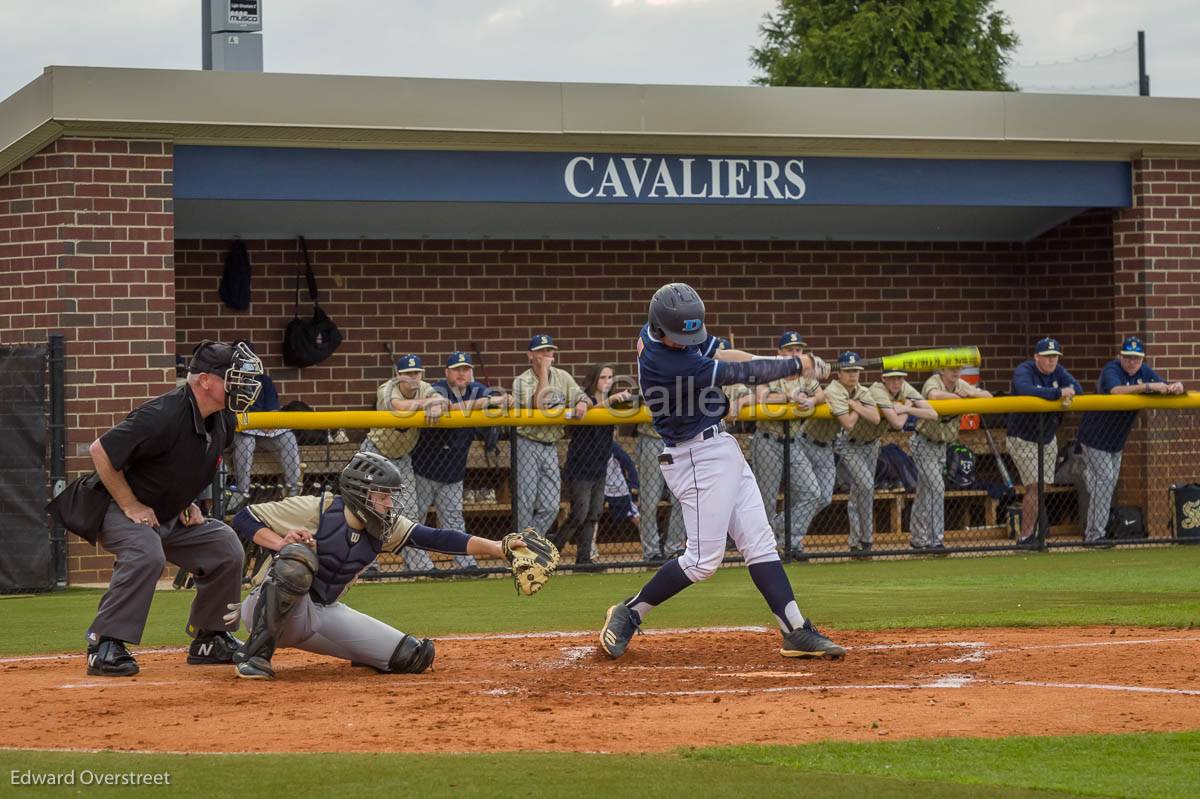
left=636, top=435, right=684, bottom=558
left=413, top=475, right=478, bottom=568
left=514, top=436, right=562, bottom=537
left=359, top=441, right=435, bottom=572
left=88, top=502, right=244, bottom=645
left=910, top=433, right=946, bottom=547
left=240, top=587, right=409, bottom=672
left=839, top=439, right=880, bottom=548
left=1081, top=445, right=1122, bottom=542
left=790, top=435, right=836, bottom=548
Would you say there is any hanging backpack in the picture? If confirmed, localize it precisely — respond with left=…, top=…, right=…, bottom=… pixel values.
left=944, top=443, right=976, bottom=489
left=282, top=236, right=342, bottom=368
left=218, top=239, right=252, bottom=311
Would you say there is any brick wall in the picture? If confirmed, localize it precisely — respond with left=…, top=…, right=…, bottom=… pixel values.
left=176, top=234, right=1108, bottom=405
left=1112, top=159, right=1200, bottom=526
left=0, top=137, right=174, bottom=583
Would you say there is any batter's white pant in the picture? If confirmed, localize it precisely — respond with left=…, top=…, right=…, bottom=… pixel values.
left=240, top=587, right=409, bottom=671
left=660, top=429, right=779, bottom=583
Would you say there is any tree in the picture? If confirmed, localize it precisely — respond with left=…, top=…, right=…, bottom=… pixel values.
left=751, top=0, right=1019, bottom=91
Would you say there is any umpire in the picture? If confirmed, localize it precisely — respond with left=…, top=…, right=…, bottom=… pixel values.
left=82, top=341, right=261, bottom=677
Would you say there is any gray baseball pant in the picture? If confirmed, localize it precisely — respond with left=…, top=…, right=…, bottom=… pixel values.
left=1081, top=445, right=1122, bottom=542
left=555, top=478, right=605, bottom=560
left=514, top=436, right=562, bottom=537
left=87, top=502, right=244, bottom=645
left=910, top=433, right=946, bottom=547
left=233, top=431, right=302, bottom=496
left=413, top=475, right=478, bottom=568
left=840, top=439, right=880, bottom=548
left=789, top=435, right=836, bottom=549
left=239, top=587, right=410, bottom=671
left=636, top=435, right=685, bottom=558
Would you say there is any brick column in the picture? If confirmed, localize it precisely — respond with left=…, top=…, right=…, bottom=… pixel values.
left=0, top=137, right=174, bottom=583
left=1113, top=158, right=1200, bottom=533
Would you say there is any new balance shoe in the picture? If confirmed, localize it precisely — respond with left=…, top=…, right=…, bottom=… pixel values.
left=599, top=602, right=641, bottom=658
left=187, top=630, right=242, bottom=665
left=86, top=637, right=139, bottom=677
left=780, top=620, right=846, bottom=660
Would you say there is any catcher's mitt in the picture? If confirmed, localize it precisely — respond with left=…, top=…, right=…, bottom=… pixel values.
left=502, top=527, right=559, bottom=596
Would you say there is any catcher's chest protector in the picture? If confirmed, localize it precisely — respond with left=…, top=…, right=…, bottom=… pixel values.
left=310, top=497, right=382, bottom=604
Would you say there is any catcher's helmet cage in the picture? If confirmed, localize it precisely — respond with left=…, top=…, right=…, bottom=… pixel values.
left=340, top=451, right=409, bottom=545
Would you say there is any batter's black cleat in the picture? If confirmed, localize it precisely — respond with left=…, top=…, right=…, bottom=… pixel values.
left=780, top=620, right=846, bottom=660
left=86, top=637, right=139, bottom=677
left=187, top=630, right=242, bottom=665
left=599, top=602, right=641, bottom=658
left=235, top=655, right=276, bottom=680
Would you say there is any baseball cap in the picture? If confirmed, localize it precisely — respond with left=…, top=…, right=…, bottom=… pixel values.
left=716, top=337, right=731, bottom=351
left=881, top=369, right=907, bottom=378
left=1035, top=337, right=1063, bottom=356
left=528, top=333, right=557, bottom=351
left=395, top=354, right=424, bottom=373
left=778, top=331, right=807, bottom=348
left=1120, top=336, right=1146, bottom=357
left=836, top=351, right=864, bottom=371
left=446, top=351, right=473, bottom=368
left=188, top=340, right=241, bottom=377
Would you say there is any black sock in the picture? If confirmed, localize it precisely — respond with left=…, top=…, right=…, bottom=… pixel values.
left=748, top=560, right=805, bottom=632
left=627, top=558, right=692, bottom=621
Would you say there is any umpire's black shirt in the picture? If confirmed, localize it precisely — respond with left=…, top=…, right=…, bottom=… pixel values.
left=99, top=385, right=237, bottom=522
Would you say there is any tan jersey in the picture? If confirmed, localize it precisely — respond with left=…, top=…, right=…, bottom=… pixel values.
left=866, top=380, right=924, bottom=440
left=512, top=366, right=587, bottom=444
left=916, top=374, right=972, bottom=443
left=636, top=422, right=662, bottom=440
left=367, top=378, right=439, bottom=458
left=804, top=380, right=876, bottom=444
left=723, top=383, right=752, bottom=420
left=758, top=375, right=821, bottom=438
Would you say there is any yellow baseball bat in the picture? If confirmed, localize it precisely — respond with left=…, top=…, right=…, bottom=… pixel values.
left=856, top=346, right=981, bottom=373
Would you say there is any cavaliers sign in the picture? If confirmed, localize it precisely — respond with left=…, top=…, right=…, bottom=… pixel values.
left=563, top=156, right=807, bottom=201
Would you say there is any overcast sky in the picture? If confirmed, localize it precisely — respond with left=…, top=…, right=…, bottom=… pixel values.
left=1, top=1, right=1196, bottom=101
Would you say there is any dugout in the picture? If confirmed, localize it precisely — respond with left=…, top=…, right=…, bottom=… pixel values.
left=2, top=67, right=1199, bottom=584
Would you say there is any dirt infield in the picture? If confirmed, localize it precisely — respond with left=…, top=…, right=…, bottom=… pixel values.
left=2, top=626, right=1198, bottom=753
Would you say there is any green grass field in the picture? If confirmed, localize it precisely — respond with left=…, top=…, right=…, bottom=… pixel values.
left=3, top=547, right=1198, bottom=798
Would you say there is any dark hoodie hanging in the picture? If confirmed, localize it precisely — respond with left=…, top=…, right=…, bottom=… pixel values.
left=218, top=239, right=252, bottom=311
left=282, top=236, right=343, bottom=367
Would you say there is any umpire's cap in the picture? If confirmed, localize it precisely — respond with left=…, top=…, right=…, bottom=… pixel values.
left=648, top=283, right=706, bottom=346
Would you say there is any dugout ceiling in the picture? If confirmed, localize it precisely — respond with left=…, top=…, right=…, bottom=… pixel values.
left=7, top=66, right=1199, bottom=241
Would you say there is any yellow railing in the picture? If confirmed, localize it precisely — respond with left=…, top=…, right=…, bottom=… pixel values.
left=240, top=392, right=1200, bottom=431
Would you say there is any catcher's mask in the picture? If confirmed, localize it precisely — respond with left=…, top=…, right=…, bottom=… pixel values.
left=188, top=340, right=264, bottom=413
left=340, top=451, right=409, bottom=545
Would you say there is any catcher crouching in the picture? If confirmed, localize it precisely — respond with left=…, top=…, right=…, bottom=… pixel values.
left=226, top=450, right=558, bottom=680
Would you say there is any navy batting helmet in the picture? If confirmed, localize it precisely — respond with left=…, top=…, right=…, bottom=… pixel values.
left=648, top=283, right=707, bottom=346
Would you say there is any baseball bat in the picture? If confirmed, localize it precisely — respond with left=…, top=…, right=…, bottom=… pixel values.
left=857, top=346, right=981, bottom=373
left=979, top=414, right=1015, bottom=495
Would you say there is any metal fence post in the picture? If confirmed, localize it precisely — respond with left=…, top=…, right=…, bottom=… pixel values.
left=509, top=430, right=519, bottom=534
left=782, top=419, right=792, bottom=561
left=48, top=333, right=68, bottom=589
left=1036, top=412, right=1048, bottom=549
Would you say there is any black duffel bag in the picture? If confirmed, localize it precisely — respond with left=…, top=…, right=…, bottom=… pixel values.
left=1170, top=483, right=1200, bottom=540
left=1105, top=506, right=1147, bottom=540
left=282, top=236, right=342, bottom=368
left=45, top=472, right=112, bottom=545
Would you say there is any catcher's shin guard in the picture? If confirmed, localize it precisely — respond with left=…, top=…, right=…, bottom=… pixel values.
left=385, top=633, right=435, bottom=674
left=235, top=543, right=317, bottom=668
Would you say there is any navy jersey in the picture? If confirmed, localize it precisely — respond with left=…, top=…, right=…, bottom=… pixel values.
left=1076, top=360, right=1165, bottom=453
left=1006, top=360, right=1084, bottom=444
left=637, top=324, right=729, bottom=445
left=411, top=380, right=490, bottom=484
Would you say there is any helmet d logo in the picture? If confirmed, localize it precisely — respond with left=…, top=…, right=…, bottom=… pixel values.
left=682, top=319, right=702, bottom=333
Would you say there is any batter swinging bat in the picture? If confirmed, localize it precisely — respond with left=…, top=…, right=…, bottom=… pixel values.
left=857, top=346, right=981, bottom=373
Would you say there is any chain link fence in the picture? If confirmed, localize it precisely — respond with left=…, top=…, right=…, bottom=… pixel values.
left=228, top=396, right=1200, bottom=578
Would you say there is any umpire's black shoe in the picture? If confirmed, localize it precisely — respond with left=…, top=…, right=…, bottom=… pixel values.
left=600, top=602, right=642, bottom=658
left=86, top=637, right=139, bottom=677
left=780, top=620, right=846, bottom=660
left=187, top=630, right=242, bottom=665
